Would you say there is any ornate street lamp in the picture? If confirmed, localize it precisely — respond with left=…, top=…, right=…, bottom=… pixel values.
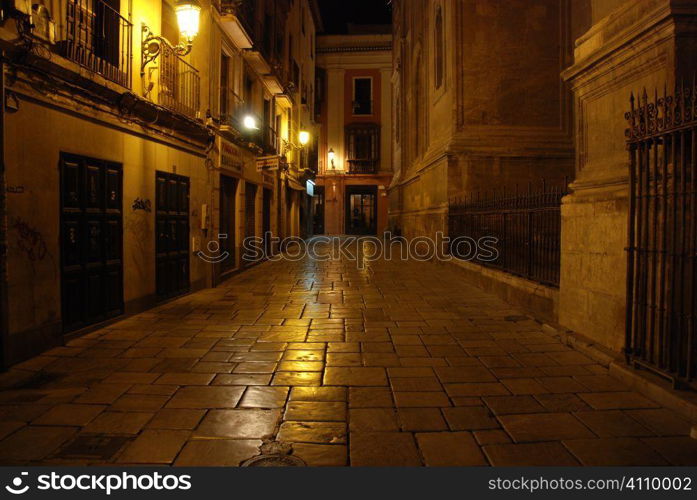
left=141, top=0, right=202, bottom=76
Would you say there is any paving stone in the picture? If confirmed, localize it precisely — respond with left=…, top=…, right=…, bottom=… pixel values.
left=573, top=410, right=653, bottom=437
left=534, top=393, right=591, bottom=412
left=0, top=426, right=77, bottom=461
left=324, top=367, right=388, bottom=386
left=394, top=391, right=450, bottom=408
left=155, top=373, right=215, bottom=385
left=82, top=412, right=154, bottom=435
left=501, top=378, right=548, bottom=395
left=272, top=372, right=322, bottom=386
left=33, top=404, right=105, bottom=426
left=117, top=430, right=189, bottom=464
left=416, top=432, right=487, bottom=466
left=175, top=439, right=262, bottom=466
left=291, top=443, right=348, bottom=466
left=390, top=377, right=443, bottom=392
left=483, top=396, right=546, bottom=415
left=0, top=421, right=24, bottom=441
left=277, top=421, right=347, bottom=444
left=349, top=408, right=399, bottom=431
left=564, top=438, right=670, bottom=466
left=484, top=442, right=580, bottom=466
left=194, top=409, right=280, bottom=439
left=212, top=374, right=272, bottom=386
left=349, top=387, right=394, bottom=408
left=350, top=432, right=421, bottom=466
left=290, top=387, right=347, bottom=402
left=147, top=409, right=205, bottom=430
left=574, top=375, right=628, bottom=392
left=239, top=387, right=289, bottom=408
left=623, top=409, right=693, bottom=436
left=398, top=408, right=448, bottom=431
left=167, top=387, right=244, bottom=409
left=579, top=392, right=660, bottom=410
left=499, top=413, right=595, bottom=442
left=284, top=402, right=346, bottom=421
left=111, top=395, right=169, bottom=412
left=445, top=383, right=510, bottom=397
left=74, top=384, right=132, bottom=404
left=443, top=406, right=499, bottom=430
left=473, top=429, right=511, bottom=445
left=641, top=437, right=697, bottom=465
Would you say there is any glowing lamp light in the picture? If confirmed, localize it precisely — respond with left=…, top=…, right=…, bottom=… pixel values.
left=243, top=115, right=258, bottom=130
left=176, top=0, right=201, bottom=42
left=328, top=148, right=336, bottom=168
left=298, top=131, right=310, bottom=146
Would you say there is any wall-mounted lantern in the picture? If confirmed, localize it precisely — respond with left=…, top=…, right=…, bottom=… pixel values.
left=141, top=0, right=201, bottom=76
left=298, top=131, right=311, bottom=147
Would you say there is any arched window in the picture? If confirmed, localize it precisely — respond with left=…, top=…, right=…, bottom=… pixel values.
left=434, top=5, right=444, bottom=89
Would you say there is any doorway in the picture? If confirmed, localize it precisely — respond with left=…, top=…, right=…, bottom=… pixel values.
left=345, top=185, right=377, bottom=235
left=219, top=175, right=238, bottom=273
left=156, top=171, right=190, bottom=298
left=313, top=185, right=325, bottom=234
left=60, top=153, right=123, bottom=333
left=263, top=188, right=272, bottom=256
left=244, top=182, right=257, bottom=265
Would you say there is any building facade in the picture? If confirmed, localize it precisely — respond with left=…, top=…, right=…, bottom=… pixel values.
left=391, top=0, right=697, bottom=384
left=314, top=32, right=392, bottom=236
left=0, top=0, right=320, bottom=366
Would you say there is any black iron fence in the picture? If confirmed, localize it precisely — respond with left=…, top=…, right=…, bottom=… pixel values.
left=63, top=0, right=133, bottom=88
left=448, top=180, right=568, bottom=288
left=157, top=43, right=200, bottom=119
left=625, top=84, right=697, bottom=384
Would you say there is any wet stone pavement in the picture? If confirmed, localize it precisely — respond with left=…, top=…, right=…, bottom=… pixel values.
left=0, top=245, right=696, bottom=466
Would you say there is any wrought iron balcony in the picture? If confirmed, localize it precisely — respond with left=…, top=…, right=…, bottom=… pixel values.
left=347, top=159, right=378, bottom=174
left=154, top=42, right=201, bottom=119
left=62, top=0, right=133, bottom=88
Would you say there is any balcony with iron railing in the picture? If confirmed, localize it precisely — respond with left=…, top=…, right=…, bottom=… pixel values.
left=152, top=42, right=201, bottom=119
left=61, top=0, right=133, bottom=88
left=347, top=159, right=378, bottom=174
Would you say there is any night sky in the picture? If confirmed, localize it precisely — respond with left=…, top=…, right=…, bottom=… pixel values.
left=317, top=0, right=392, bottom=34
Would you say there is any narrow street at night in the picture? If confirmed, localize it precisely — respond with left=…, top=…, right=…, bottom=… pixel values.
left=0, top=241, right=694, bottom=467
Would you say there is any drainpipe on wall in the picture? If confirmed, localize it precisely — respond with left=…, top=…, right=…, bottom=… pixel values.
left=0, top=53, right=8, bottom=371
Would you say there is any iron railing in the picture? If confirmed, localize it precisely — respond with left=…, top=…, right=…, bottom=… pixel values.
left=157, top=42, right=200, bottom=119
left=347, top=159, right=378, bottom=174
left=62, top=0, right=133, bottom=88
left=448, top=180, right=568, bottom=287
left=625, top=83, right=697, bottom=384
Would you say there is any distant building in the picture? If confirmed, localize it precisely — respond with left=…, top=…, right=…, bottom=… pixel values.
left=314, top=32, right=392, bottom=236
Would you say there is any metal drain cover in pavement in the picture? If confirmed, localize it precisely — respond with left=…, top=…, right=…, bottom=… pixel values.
left=241, top=454, right=307, bottom=467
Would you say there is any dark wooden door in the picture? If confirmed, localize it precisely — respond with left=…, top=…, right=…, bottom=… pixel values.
left=244, top=182, right=257, bottom=264
left=313, top=186, right=325, bottom=234
left=220, top=175, right=238, bottom=273
left=263, top=188, right=272, bottom=256
left=60, top=153, right=123, bottom=333
left=345, top=185, right=377, bottom=235
left=156, top=171, right=190, bottom=298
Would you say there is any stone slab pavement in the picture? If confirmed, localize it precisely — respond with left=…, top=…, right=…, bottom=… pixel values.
left=0, top=246, right=695, bottom=466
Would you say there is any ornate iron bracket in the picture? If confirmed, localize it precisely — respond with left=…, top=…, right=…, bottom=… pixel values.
left=140, top=24, right=192, bottom=77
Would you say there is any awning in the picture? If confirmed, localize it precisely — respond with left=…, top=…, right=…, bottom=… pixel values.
left=287, top=178, right=306, bottom=191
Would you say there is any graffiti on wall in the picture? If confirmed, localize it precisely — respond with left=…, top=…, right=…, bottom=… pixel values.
left=13, top=217, right=47, bottom=262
